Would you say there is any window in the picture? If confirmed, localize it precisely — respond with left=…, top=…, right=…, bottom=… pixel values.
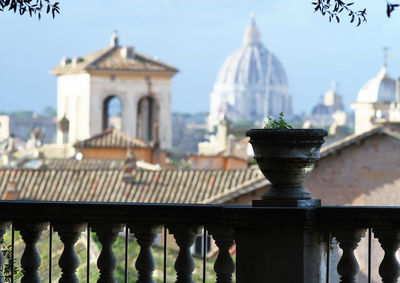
left=103, top=96, right=122, bottom=130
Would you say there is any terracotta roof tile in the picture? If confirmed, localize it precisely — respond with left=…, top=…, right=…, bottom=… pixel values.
left=320, top=127, right=400, bottom=158
left=46, top=158, right=126, bottom=170
left=74, top=128, right=148, bottom=149
left=0, top=168, right=266, bottom=204
left=52, top=46, right=178, bottom=75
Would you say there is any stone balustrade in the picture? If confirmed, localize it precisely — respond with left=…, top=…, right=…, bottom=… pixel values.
left=0, top=201, right=399, bottom=282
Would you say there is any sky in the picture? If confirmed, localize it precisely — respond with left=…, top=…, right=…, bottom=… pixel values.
left=1, top=0, right=400, bottom=115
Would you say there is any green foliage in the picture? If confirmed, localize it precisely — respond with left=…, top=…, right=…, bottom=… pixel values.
left=172, top=112, right=208, bottom=125
left=172, top=112, right=208, bottom=153
left=312, top=0, right=367, bottom=25
left=230, top=120, right=255, bottom=128
left=169, top=158, right=191, bottom=169
left=9, top=111, right=34, bottom=118
left=1, top=239, right=22, bottom=283
left=5, top=229, right=221, bottom=283
left=248, top=158, right=257, bottom=166
left=340, top=125, right=354, bottom=135
left=264, top=112, right=293, bottom=130
left=0, top=0, right=60, bottom=19
left=41, top=107, right=57, bottom=118
left=108, top=233, right=219, bottom=282
left=6, top=229, right=97, bottom=283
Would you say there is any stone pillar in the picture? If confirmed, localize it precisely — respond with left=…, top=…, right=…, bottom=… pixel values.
left=14, top=222, right=48, bottom=283
left=129, top=224, right=161, bottom=283
left=91, top=223, right=124, bottom=283
left=53, top=223, right=86, bottom=283
left=169, top=225, right=200, bottom=283
left=373, top=228, right=400, bottom=283
left=123, top=93, right=136, bottom=138
left=334, top=228, right=366, bottom=283
left=235, top=216, right=329, bottom=283
left=208, top=226, right=235, bottom=283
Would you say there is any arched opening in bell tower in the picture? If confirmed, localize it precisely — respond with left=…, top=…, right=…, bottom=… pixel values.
left=137, top=96, right=159, bottom=146
left=102, top=95, right=122, bottom=130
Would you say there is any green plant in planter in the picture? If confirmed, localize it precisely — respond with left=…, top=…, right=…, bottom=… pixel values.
left=247, top=112, right=327, bottom=207
left=264, top=112, right=293, bottom=129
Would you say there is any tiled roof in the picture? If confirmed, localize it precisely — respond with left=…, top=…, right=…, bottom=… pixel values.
left=52, top=46, right=178, bottom=75
left=320, top=127, right=400, bottom=158
left=74, top=128, right=149, bottom=149
left=45, top=159, right=126, bottom=170
left=0, top=168, right=266, bottom=204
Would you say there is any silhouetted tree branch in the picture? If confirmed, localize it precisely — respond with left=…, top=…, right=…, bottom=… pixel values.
left=312, top=0, right=400, bottom=25
left=387, top=1, right=400, bottom=17
left=312, top=0, right=366, bottom=25
left=0, top=0, right=59, bottom=19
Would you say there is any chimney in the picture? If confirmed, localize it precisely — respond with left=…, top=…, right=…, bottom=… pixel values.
left=122, top=166, right=135, bottom=183
left=5, top=180, right=18, bottom=200
left=72, top=56, right=80, bottom=66
left=123, top=143, right=136, bottom=183
left=60, top=56, right=69, bottom=66
left=120, top=47, right=135, bottom=59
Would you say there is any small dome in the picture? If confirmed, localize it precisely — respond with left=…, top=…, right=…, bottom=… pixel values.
left=357, top=66, right=396, bottom=103
left=215, top=17, right=288, bottom=86
left=311, top=103, right=331, bottom=115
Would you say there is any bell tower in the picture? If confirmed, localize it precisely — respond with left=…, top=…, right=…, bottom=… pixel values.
left=52, top=32, right=178, bottom=150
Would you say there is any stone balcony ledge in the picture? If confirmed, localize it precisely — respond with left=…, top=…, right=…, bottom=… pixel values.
left=0, top=201, right=399, bottom=282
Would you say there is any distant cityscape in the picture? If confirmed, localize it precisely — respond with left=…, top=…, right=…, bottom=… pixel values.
left=1, top=18, right=400, bottom=158
left=3, top=5, right=400, bottom=282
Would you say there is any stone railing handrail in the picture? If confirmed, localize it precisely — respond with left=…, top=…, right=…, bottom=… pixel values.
left=0, top=201, right=400, bottom=282
left=2, top=201, right=400, bottom=225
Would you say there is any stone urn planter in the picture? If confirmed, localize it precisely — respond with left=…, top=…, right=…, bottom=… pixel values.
left=246, top=129, right=328, bottom=207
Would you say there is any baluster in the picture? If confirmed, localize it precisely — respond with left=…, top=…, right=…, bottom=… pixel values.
left=91, top=223, right=124, bottom=283
left=129, top=224, right=161, bottom=283
left=208, top=227, right=235, bottom=283
left=14, top=222, right=48, bottom=283
left=334, top=228, right=366, bottom=283
left=169, top=225, right=200, bottom=283
left=373, top=228, right=400, bottom=283
left=53, top=223, right=85, bottom=283
left=0, top=222, right=10, bottom=283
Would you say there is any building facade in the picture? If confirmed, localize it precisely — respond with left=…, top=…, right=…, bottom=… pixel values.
left=208, top=16, right=291, bottom=129
left=351, top=64, right=399, bottom=134
left=52, top=32, right=178, bottom=150
left=0, top=116, right=9, bottom=143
